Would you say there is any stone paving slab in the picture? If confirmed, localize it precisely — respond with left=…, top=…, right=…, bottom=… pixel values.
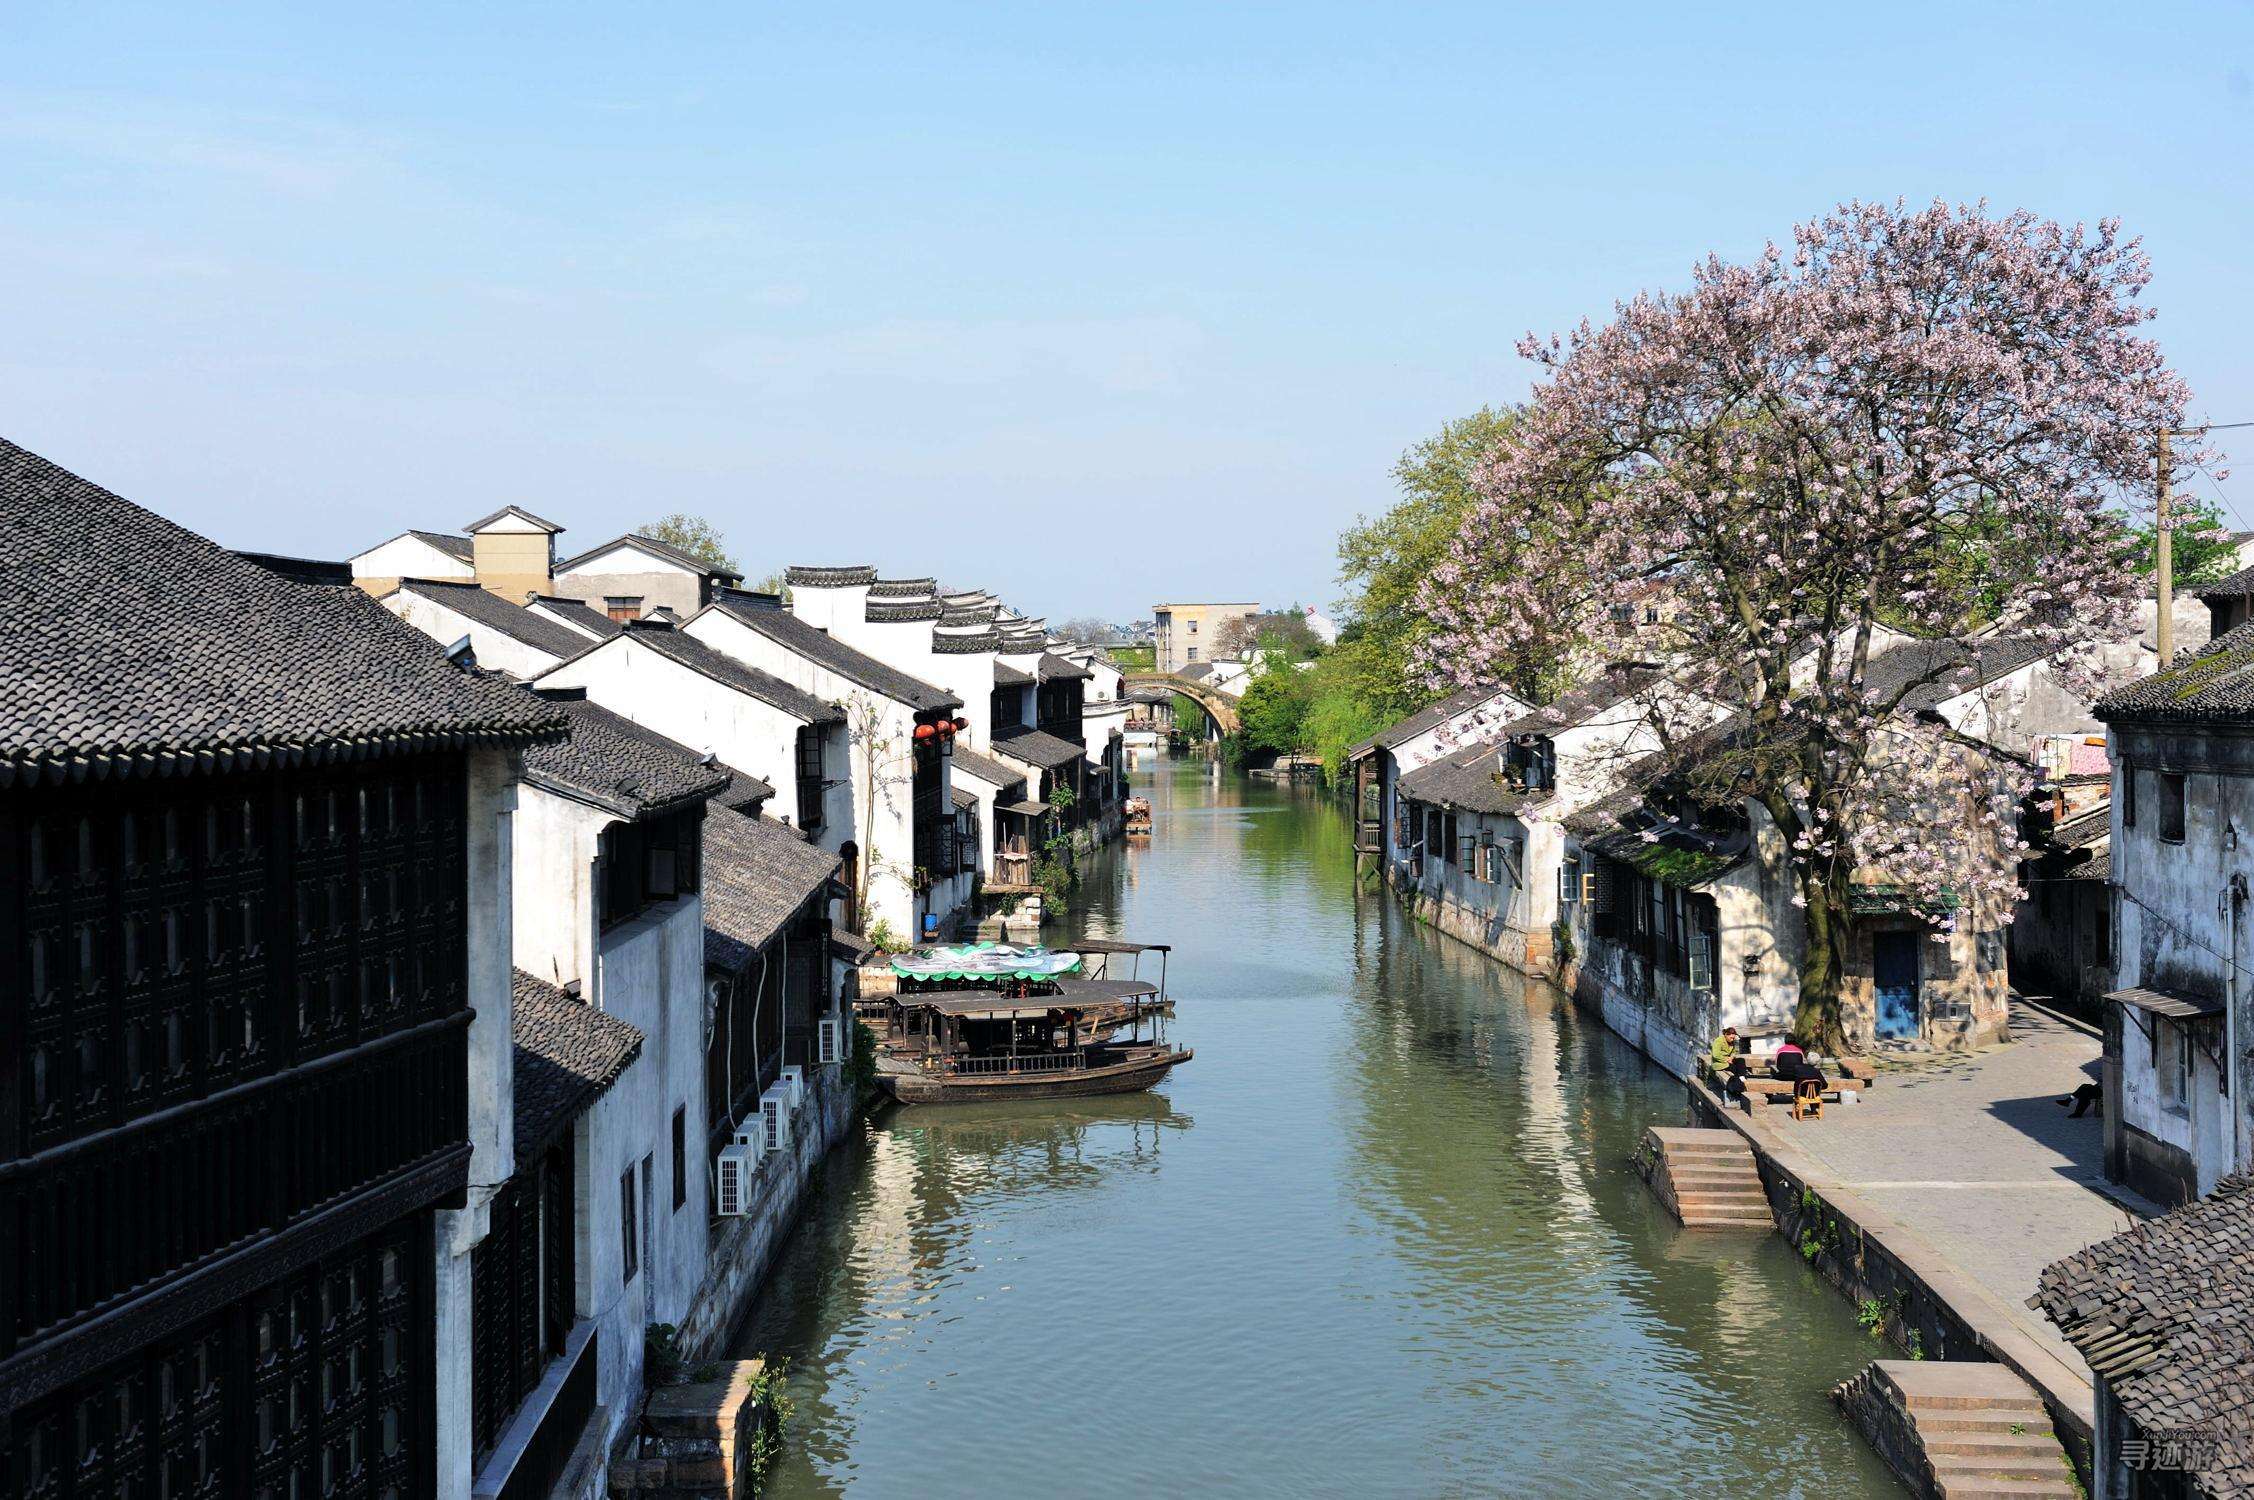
left=1745, top=1002, right=2160, bottom=1383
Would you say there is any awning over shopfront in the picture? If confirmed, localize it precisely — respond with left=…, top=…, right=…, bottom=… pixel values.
left=1002, top=799, right=1054, bottom=817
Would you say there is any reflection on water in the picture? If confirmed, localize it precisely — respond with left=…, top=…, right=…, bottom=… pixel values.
left=732, top=762, right=1902, bottom=1497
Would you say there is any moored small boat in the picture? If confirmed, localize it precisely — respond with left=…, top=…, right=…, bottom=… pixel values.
left=867, top=939, right=1189, bottom=1104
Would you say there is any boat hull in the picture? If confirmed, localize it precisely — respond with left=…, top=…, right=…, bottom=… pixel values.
left=880, top=1048, right=1192, bottom=1105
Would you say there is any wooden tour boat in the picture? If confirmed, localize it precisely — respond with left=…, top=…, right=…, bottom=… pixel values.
left=868, top=939, right=1191, bottom=1104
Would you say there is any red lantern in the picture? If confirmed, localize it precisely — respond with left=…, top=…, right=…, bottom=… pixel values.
left=914, top=723, right=936, bottom=740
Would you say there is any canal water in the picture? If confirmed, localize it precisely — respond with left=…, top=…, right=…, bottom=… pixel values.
left=732, top=760, right=1903, bottom=1497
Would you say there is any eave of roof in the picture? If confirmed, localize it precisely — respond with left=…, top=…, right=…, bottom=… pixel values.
left=521, top=696, right=730, bottom=820
left=464, top=503, right=565, bottom=534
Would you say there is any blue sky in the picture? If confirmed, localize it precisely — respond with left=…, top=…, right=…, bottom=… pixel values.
left=4, top=2, right=2248, bottom=620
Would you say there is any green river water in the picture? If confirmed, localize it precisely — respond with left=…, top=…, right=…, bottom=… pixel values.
left=732, top=759, right=1903, bottom=1497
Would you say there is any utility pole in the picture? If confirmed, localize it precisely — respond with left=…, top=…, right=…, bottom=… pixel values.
left=2157, top=428, right=2174, bottom=664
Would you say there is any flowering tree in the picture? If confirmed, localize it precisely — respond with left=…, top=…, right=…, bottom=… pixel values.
left=1418, top=200, right=2205, bottom=1049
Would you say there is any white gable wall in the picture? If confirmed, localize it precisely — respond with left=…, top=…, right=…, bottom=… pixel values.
left=381, top=590, right=564, bottom=680
left=351, top=533, right=473, bottom=589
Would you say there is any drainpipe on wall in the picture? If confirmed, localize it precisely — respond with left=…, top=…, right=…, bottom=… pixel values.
left=2232, top=865, right=2249, bottom=1175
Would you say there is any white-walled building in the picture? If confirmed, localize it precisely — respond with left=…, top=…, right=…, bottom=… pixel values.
left=551, top=532, right=743, bottom=621
left=1387, top=667, right=1715, bottom=974
left=2095, top=621, right=2254, bottom=1207
left=1346, top=681, right=1533, bottom=862
left=483, top=691, right=728, bottom=1488
left=686, top=589, right=968, bottom=943
left=532, top=620, right=850, bottom=846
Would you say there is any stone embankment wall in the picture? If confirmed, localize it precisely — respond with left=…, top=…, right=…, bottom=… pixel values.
left=676, top=1065, right=859, bottom=1362
left=1382, top=864, right=1547, bottom=972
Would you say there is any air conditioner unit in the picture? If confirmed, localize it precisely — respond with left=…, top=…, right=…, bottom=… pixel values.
left=715, top=1141, right=758, bottom=1217
left=760, top=1085, right=794, bottom=1155
left=780, top=1065, right=806, bottom=1111
left=817, top=1017, right=842, bottom=1067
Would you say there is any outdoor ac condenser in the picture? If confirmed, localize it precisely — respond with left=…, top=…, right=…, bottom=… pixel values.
left=760, top=1084, right=794, bottom=1155
left=781, top=1065, right=806, bottom=1111
left=716, top=1140, right=758, bottom=1216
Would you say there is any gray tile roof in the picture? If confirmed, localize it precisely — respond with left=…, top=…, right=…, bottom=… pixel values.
left=1396, top=737, right=1548, bottom=817
left=396, top=578, right=594, bottom=661
left=554, top=532, right=741, bottom=580
left=464, top=504, right=564, bottom=533
left=1501, top=666, right=1663, bottom=735
left=528, top=594, right=625, bottom=639
left=2198, top=561, right=2254, bottom=600
left=950, top=784, right=978, bottom=812
left=1347, top=681, right=1511, bottom=760
left=2098, top=619, right=2254, bottom=725
left=523, top=694, right=729, bottom=819
left=2033, top=1173, right=2254, bottom=1494
left=702, top=807, right=839, bottom=973
left=710, top=593, right=960, bottom=712
left=2066, top=846, right=2111, bottom=881
left=949, top=745, right=1026, bottom=794
left=784, top=564, right=875, bottom=587
left=993, top=662, right=1034, bottom=686
left=610, top=621, right=844, bottom=724
left=2050, top=804, right=2112, bottom=850
left=1038, top=652, right=1094, bottom=682
left=1860, top=635, right=2060, bottom=714
left=993, top=725, right=1085, bottom=772
left=1178, top=662, right=1214, bottom=681
left=713, top=765, right=776, bottom=813
left=0, top=439, right=567, bottom=787
left=512, top=969, right=644, bottom=1165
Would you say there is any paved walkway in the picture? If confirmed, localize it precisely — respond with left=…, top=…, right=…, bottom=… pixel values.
left=1741, top=1001, right=2161, bottom=1389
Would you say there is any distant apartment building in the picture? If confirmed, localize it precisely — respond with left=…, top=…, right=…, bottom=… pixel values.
left=1152, top=600, right=1259, bottom=673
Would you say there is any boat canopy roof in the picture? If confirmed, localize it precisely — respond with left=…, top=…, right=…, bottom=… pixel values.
left=1063, top=938, right=1173, bottom=955
left=891, top=976, right=1161, bottom=1015
left=891, top=942, right=1082, bottom=982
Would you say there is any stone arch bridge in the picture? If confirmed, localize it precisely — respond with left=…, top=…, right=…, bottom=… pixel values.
left=1123, top=672, right=1240, bottom=735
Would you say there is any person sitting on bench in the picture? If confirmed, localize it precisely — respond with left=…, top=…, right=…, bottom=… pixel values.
left=1708, top=1026, right=1740, bottom=1076
left=1769, top=1036, right=1806, bottom=1081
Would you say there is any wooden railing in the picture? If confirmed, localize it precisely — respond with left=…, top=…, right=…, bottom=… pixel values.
left=947, top=1050, right=1090, bottom=1076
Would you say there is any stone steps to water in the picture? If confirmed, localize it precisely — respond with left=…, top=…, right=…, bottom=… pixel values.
left=1832, top=1361, right=2078, bottom=1499
left=1635, top=1127, right=1771, bottom=1229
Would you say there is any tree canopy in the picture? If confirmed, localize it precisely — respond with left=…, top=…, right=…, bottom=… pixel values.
left=1417, top=200, right=2198, bottom=1047
left=638, top=512, right=739, bottom=575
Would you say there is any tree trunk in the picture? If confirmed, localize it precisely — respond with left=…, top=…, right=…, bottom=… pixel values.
left=1792, top=861, right=1855, bottom=1054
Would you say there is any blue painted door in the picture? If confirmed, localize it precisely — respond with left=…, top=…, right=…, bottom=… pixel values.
left=1873, top=932, right=1920, bottom=1040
